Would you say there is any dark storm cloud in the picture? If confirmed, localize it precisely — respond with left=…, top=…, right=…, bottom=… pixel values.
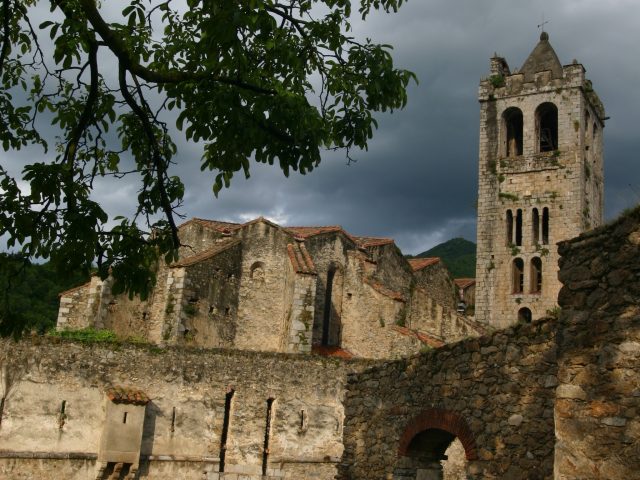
left=177, top=0, right=640, bottom=254
left=4, top=1, right=640, bottom=255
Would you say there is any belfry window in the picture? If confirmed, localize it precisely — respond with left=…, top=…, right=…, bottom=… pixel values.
left=503, top=107, right=523, bottom=157
left=542, top=207, right=549, bottom=244
left=530, top=257, right=542, bottom=293
left=532, top=208, right=540, bottom=245
left=512, top=258, right=524, bottom=294
left=536, top=102, right=558, bottom=152
left=515, top=209, right=522, bottom=246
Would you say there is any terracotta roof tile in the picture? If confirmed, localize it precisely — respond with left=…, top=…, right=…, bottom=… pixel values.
left=391, top=325, right=444, bottom=348
left=364, top=278, right=405, bottom=302
left=285, top=225, right=344, bottom=240
left=408, top=257, right=440, bottom=272
left=312, top=345, right=354, bottom=359
left=182, top=218, right=242, bottom=235
left=171, top=238, right=241, bottom=267
left=454, top=278, right=476, bottom=289
left=106, top=386, right=150, bottom=405
left=354, top=236, right=395, bottom=248
left=287, top=242, right=317, bottom=275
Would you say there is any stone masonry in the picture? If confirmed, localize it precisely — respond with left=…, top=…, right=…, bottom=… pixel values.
left=2, top=207, right=640, bottom=479
left=57, top=217, right=480, bottom=360
left=475, top=32, right=605, bottom=328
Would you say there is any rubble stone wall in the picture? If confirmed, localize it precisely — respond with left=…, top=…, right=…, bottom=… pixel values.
left=554, top=207, right=640, bottom=479
left=338, top=318, right=558, bottom=479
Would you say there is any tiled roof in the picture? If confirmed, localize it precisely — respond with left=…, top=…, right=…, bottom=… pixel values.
left=58, top=281, right=91, bottom=297
left=364, top=278, right=406, bottom=302
left=183, top=218, right=242, bottom=235
left=391, top=325, right=444, bottom=348
left=408, top=257, right=440, bottom=272
left=184, top=217, right=400, bottom=257
left=106, top=386, right=150, bottom=405
left=354, top=236, right=395, bottom=248
left=285, top=225, right=344, bottom=240
left=170, top=238, right=241, bottom=267
left=312, top=345, right=354, bottom=359
left=454, top=278, right=476, bottom=289
left=287, top=243, right=317, bottom=275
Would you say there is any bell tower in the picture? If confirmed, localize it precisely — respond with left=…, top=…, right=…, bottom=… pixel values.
left=475, top=32, right=605, bottom=328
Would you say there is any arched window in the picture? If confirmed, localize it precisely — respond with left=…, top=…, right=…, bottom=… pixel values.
left=518, top=307, right=532, bottom=323
left=512, top=258, right=524, bottom=294
left=506, top=210, right=513, bottom=246
left=250, top=261, right=266, bottom=282
left=530, top=257, right=542, bottom=293
left=503, top=107, right=523, bottom=157
left=542, top=207, right=549, bottom=244
left=532, top=208, right=540, bottom=245
left=536, top=102, right=558, bottom=152
left=515, top=209, right=523, bottom=246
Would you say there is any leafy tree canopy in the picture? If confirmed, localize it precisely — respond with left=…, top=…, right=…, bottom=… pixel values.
left=0, top=0, right=415, bottom=333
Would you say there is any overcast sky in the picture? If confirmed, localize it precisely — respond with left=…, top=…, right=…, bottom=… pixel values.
left=6, top=0, right=640, bottom=256
left=178, top=0, right=640, bottom=254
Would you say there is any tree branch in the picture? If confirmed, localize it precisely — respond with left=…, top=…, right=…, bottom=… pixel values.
left=0, top=0, right=11, bottom=76
left=70, top=0, right=277, bottom=95
left=118, top=63, right=180, bottom=248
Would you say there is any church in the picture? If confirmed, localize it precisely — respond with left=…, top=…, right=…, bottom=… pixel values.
left=3, top=33, right=636, bottom=480
left=57, top=216, right=481, bottom=359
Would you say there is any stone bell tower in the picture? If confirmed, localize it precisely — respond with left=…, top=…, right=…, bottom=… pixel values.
left=474, top=32, right=605, bottom=328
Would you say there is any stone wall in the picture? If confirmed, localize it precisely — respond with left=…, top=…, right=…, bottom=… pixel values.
left=0, top=338, right=370, bottom=480
left=554, top=207, right=640, bottom=479
left=412, top=261, right=457, bottom=313
left=178, top=243, right=242, bottom=348
left=234, top=221, right=296, bottom=352
left=338, top=318, right=558, bottom=479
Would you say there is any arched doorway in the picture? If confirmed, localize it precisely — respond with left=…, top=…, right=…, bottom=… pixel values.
left=518, top=307, right=532, bottom=323
left=396, top=409, right=478, bottom=480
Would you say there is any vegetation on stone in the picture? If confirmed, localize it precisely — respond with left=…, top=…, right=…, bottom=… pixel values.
left=48, top=327, right=118, bottom=344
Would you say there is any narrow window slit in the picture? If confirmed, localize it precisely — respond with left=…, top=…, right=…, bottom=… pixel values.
left=506, top=210, right=513, bottom=246
left=532, top=208, right=540, bottom=245
left=170, top=407, right=176, bottom=433
left=219, top=389, right=235, bottom=473
left=542, top=207, right=550, bottom=244
left=262, top=398, right=275, bottom=476
left=123, top=412, right=128, bottom=424
left=0, top=397, right=5, bottom=427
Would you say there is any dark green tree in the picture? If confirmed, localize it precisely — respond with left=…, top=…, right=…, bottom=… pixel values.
left=0, top=0, right=415, bottom=334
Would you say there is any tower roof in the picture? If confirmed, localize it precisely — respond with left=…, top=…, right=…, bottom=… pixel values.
left=520, top=32, right=563, bottom=82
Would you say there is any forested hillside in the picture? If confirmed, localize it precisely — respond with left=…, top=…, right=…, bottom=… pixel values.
left=410, top=238, right=476, bottom=278
left=0, top=254, right=89, bottom=336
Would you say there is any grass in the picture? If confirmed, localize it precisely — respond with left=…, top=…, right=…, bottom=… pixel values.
left=48, top=327, right=117, bottom=343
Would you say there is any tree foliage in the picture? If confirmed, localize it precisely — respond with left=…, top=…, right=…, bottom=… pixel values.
left=0, top=0, right=415, bottom=333
left=0, top=253, right=89, bottom=336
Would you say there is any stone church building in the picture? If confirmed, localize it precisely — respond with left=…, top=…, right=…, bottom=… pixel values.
left=3, top=34, right=636, bottom=480
left=57, top=217, right=480, bottom=359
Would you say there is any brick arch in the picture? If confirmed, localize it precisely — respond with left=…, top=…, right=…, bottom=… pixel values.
left=397, top=408, right=478, bottom=460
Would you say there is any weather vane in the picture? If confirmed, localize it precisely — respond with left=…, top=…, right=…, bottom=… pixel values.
left=538, top=14, right=550, bottom=33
